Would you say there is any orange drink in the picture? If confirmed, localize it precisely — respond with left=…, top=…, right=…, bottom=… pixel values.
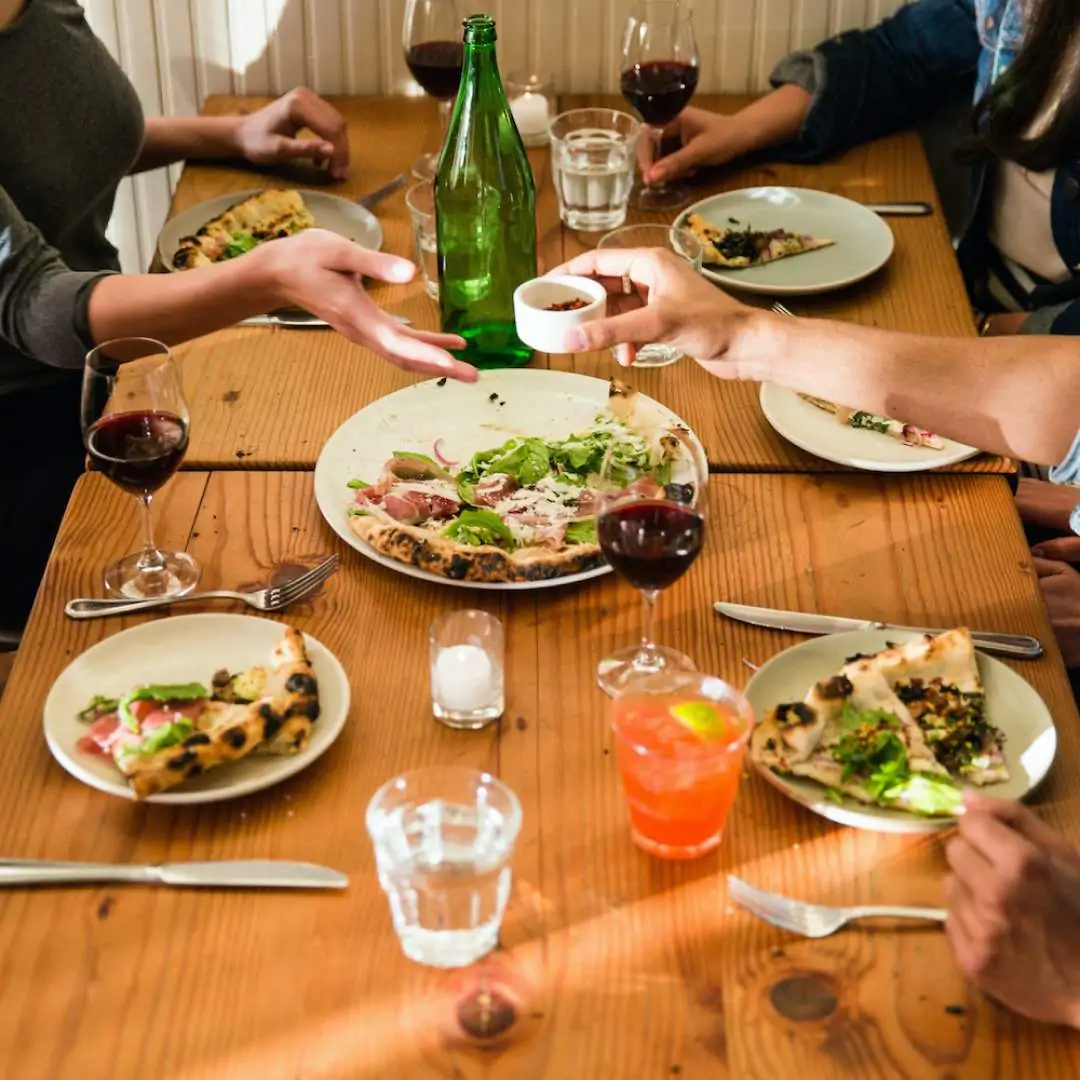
left=610, top=671, right=752, bottom=859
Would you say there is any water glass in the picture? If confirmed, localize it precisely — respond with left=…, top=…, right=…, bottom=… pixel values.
left=366, top=766, right=523, bottom=967
left=597, top=223, right=703, bottom=366
left=550, top=108, right=641, bottom=233
left=405, top=181, right=439, bottom=300
left=429, top=610, right=505, bottom=729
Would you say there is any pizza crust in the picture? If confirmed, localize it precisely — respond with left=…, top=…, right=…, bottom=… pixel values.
left=686, top=213, right=834, bottom=269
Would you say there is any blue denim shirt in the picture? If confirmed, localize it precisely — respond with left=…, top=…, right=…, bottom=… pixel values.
left=1049, top=431, right=1080, bottom=533
left=772, top=0, right=1080, bottom=335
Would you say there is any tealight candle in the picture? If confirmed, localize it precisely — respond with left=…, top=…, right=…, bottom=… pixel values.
left=429, top=610, right=506, bottom=730
left=511, top=92, right=551, bottom=140
left=434, top=644, right=496, bottom=713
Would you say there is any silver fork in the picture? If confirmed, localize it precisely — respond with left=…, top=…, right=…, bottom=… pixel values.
left=728, top=875, right=946, bottom=938
left=64, top=554, right=339, bottom=620
left=770, top=301, right=796, bottom=318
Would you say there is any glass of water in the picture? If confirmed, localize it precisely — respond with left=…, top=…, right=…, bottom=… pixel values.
left=550, top=108, right=641, bottom=233
left=366, top=766, right=523, bottom=968
left=405, top=181, right=439, bottom=300
left=597, top=223, right=704, bottom=366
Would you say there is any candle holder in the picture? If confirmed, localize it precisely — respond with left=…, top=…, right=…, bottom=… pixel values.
left=505, top=71, right=555, bottom=148
left=429, top=610, right=505, bottom=730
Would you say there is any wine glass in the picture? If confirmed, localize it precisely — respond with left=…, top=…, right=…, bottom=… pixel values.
left=404, top=0, right=464, bottom=181
left=596, top=428, right=707, bottom=697
left=620, top=1, right=700, bottom=211
left=82, top=338, right=200, bottom=600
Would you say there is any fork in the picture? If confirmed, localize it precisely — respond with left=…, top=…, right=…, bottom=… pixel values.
left=64, top=554, right=339, bottom=620
left=728, top=875, right=946, bottom=938
left=770, top=301, right=796, bottom=318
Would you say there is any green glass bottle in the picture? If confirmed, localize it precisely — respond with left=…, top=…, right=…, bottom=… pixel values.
left=435, top=14, right=537, bottom=368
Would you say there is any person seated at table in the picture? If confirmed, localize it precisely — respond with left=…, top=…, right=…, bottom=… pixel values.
left=0, top=0, right=471, bottom=633
left=553, top=246, right=1080, bottom=674
left=648, top=0, right=1080, bottom=339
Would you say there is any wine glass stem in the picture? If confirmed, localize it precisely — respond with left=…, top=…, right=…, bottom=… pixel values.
left=646, top=125, right=666, bottom=192
left=639, top=588, right=660, bottom=663
left=135, top=495, right=165, bottom=573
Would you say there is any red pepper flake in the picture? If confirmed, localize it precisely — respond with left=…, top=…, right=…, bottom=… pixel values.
left=545, top=298, right=589, bottom=311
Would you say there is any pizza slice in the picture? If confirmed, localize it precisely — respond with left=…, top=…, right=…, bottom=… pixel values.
left=76, top=625, right=320, bottom=799
left=686, top=213, right=835, bottom=270
left=798, top=394, right=944, bottom=450
left=172, top=189, right=316, bottom=269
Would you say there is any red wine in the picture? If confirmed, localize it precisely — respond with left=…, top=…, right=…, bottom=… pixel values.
left=620, top=61, right=699, bottom=126
left=598, top=500, right=704, bottom=591
left=86, top=410, right=188, bottom=496
left=406, top=40, right=464, bottom=100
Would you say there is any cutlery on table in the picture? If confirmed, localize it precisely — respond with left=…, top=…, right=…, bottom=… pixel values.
left=860, top=201, right=933, bottom=217
left=239, top=313, right=412, bottom=329
left=728, top=875, right=945, bottom=938
left=0, top=859, right=348, bottom=889
left=714, top=600, right=1043, bottom=659
left=357, top=172, right=406, bottom=210
left=65, top=554, right=339, bottom=620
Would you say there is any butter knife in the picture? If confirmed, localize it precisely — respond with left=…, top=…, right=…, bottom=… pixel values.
left=238, top=313, right=411, bottom=329
left=861, top=201, right=933, bottom=216
left=0, top=859, right=348, bottom=889
left=714, top=601, right=1043, bottom=659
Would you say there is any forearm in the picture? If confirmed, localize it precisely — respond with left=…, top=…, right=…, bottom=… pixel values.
left=131, top=116, right=243, bottom=173
left=86, top=252, right=283, bottom=345
left=726, top=85, right=812, bottom=158
left=728, top=312, right=1080, bottom=465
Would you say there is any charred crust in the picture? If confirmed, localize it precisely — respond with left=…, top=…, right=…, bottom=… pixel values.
left=223, top=727, right=247, bottom=749
left=817, top=675, right=854, bottom=701
left=167, top=750, right=197, bottom=770
left=183, top=733, right=212, bottom=747
left=776, top=702, right=816, bottom=727
left=258, top=703, right=275, bottom=721
left=285, top=672, right=318, bottom=696
left=263, top=712, right=285, bottom=740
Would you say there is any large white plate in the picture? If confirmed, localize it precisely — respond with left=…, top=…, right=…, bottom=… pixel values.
left=744, top=629, right=1057, bottom=834
left=760, top=383, right=980, bottom=473
left=158, top=188, right=383, bottom=271
left=675, top=187, right=894, bottom=296
left=314, top=368, right=701, bottom=591
left=44, top=614, right=351, bottom=804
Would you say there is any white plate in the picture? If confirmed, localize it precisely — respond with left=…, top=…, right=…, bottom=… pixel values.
left=43, top=614, right=351, bottom=804
left=158, top=188, right=383, bottom=271
left=744, top=629, right=1057, bottom=834
left=674, top=187, right=894, bottom=296
left=314, top=368, right=701, bottom=591
left=760, top=383, right=980, bottom=473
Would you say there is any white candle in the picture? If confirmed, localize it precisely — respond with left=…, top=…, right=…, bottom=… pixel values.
left=511, top=91, right=551, bottom=139
left=433, top=644, right=497, bottom=713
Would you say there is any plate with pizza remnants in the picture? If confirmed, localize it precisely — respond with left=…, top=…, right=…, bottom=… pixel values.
left=43, top=614, right=351, bottom=804
left=674, top=187, right=894, bottom=296
left=314, top=369, right=705, bottom=590
left=759, top=383, right=980, bottom=472
left=745, top=629, right=1057, bottom=834
left=158, top=188, right=383, bottom=272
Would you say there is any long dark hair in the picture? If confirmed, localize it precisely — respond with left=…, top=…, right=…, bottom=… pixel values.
left=970, top=0, right=1080, bottom=170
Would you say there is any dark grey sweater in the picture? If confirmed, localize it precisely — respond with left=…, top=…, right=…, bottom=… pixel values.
left=0, top=0, right=144, bottom=394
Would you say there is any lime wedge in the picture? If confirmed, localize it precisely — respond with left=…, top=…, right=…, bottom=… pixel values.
left=670, top=700, right=727, bottom=741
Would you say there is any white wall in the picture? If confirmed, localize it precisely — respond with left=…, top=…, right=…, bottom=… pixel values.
left=77, top=0, right=902, bottom=271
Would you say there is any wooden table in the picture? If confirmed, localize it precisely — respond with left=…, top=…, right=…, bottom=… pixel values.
left=168, top=94, right=1010, bottom=475
left=2, top=470, right=1078, bottom=1077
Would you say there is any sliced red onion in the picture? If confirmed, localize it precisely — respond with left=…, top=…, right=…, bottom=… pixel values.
left=433, top=439, right=458, bottom=468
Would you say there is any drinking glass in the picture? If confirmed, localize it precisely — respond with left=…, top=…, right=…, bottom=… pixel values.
left=596, top=427, right=706, bottom=696
left=405, top=181, right=439, bottom=300
left=611, top=669, right=752, bottom=859
left=403, top=0, right=464, bottom=181
left=82, top=338, right=200, bottom=599
left=620, top=1, right=700, bottom=211
left=549, top=108, right=641, bottom=233
left=366, top=766, right=523, bottom=968
left=597, top=223, right=703, bottom=366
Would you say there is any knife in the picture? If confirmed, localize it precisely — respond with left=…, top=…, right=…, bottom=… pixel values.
left=357, top=173, right=406, bottom=210
left=714, top=601, right=1043, bottom=659
left=861, top=201, right=933, bottom=217
left=0, top=859, right=349, bottom=889
left=238, top=313, right=411, bottom=329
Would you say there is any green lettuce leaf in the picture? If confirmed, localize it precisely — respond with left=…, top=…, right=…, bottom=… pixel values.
left=118, top=683, right=209, bottom=733
left=442, top=508, right=514, bottom=547
left=139, top=719, right=195, bottom=755
left=223, top=232, right=257, bottom=259
left=346, top=479, right=370, bottom=490
left=565, top=519, right=597, bottom=545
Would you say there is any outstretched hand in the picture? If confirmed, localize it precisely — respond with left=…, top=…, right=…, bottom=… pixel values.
left=235, top=88, right=351, bottom=180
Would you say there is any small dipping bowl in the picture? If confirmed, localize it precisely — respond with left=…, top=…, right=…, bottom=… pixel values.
left=513, top=274, right=607, bottom=354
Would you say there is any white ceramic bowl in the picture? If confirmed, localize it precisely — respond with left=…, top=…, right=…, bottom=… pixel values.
left=513, top=274, right=607, bottom=354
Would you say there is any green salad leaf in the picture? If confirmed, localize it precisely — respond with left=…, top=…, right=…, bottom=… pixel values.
left=118, top=683, right=209, bottom=733
left=346, top=479, right=370, bottom=490
left=565, top=519, right=597, bottom=545
left=139, top=719, right=195, bottom=755
left=223, top=232, right=257, bottom=259
left=442, top=508, right=513, bottom=547
left=78, top=694, right=120, bottom=724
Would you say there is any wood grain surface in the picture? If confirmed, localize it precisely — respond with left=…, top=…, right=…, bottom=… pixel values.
left=164, top=94, right=1010, bottom=475
left=0, top=470, right=1076, bottom=1078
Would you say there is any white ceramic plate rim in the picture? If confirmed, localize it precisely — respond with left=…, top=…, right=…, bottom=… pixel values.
left=157, top=188, right=384, bottom=272
left=759, top=383, right=980, bottom=473
left=43, top=614, right=351, bottom=804
left=313, top=369, right=703, bottom=592
left=674, top=187, right=895, bottom=296
left=744, top=629, right=1057, bottom=834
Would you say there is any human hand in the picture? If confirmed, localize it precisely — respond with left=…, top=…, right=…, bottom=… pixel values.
left=643, top=106, right=747, bottom=185
left=255, top=229, right=474, bottom=381
left=1033, top=557, right=1080, bottom=666
left=944, top=792, right=1080, bottom=1028
left=1017, top=478, right=1080, bottom=533
left=234, top=88, right=350, bottom=180
left=552, top=248, right=754, bottom=371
